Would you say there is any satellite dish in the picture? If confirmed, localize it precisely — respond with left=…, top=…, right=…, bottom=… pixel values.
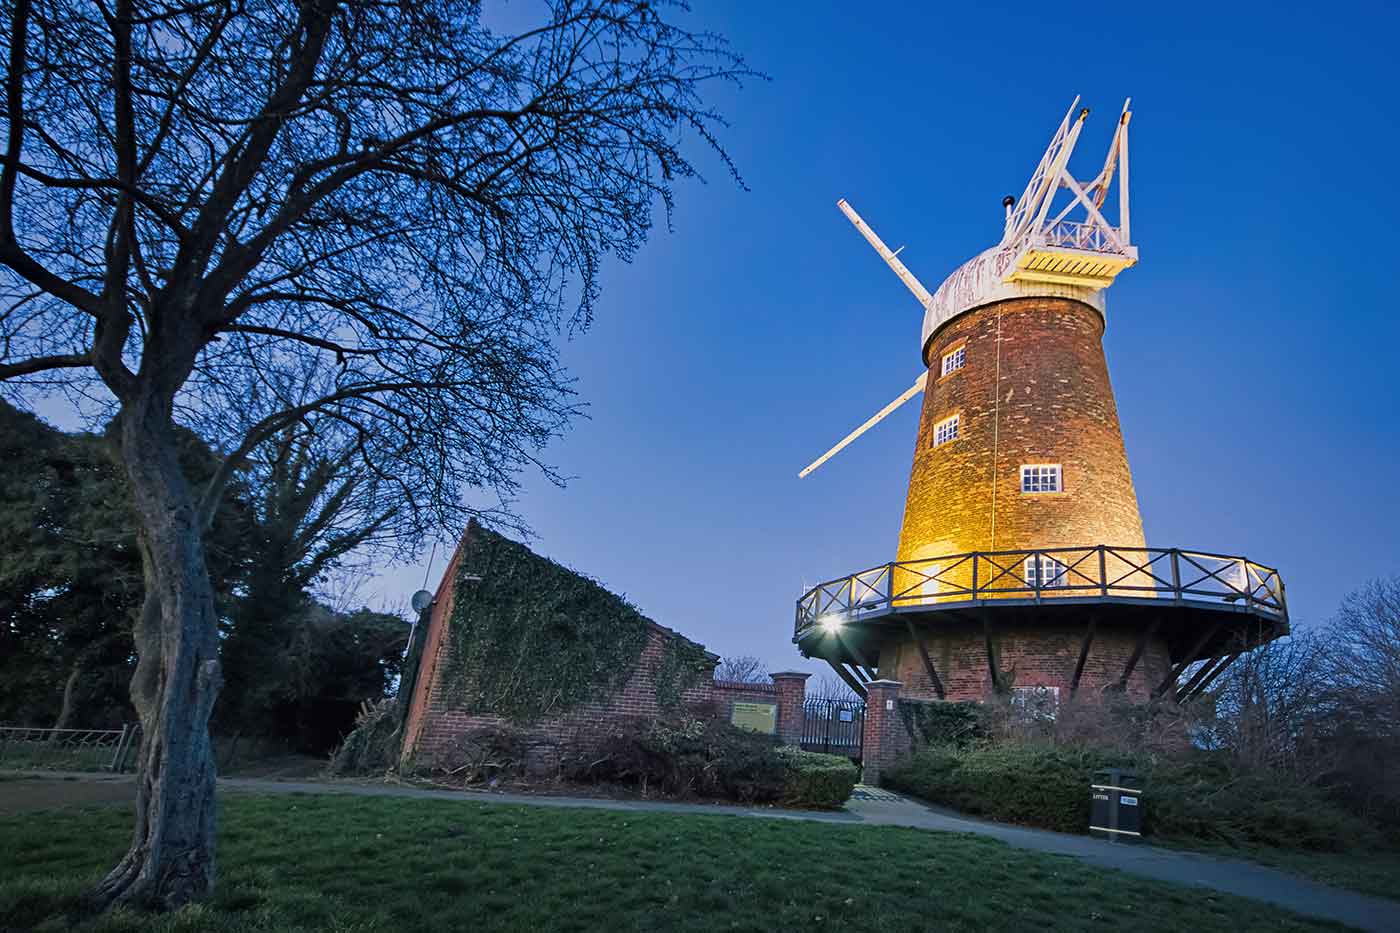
left=410, top=590, right=433, bottom=612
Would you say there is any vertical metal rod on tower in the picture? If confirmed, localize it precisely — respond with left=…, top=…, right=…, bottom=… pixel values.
left=1119, top=111, right=1130, bottom=242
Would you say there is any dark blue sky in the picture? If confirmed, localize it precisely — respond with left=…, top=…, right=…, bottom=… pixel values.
left=376, top=2, right=1399, bottom=671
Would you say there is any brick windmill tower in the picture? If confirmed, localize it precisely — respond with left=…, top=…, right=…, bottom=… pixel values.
left=794, top=99, right=1287, bottom=709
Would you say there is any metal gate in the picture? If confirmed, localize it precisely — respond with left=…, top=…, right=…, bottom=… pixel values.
left=800, top=698, right=865, bottom=758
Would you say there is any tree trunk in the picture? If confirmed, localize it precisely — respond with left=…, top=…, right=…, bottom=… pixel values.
left=88, top=391, right=224, bottom=911
left=51, top=662, right=83, bottom=731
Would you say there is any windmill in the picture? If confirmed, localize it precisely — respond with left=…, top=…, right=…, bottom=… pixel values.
left=789, top=99, right=1287, bottom=736
left=799, top=97, right=1136, bottom=479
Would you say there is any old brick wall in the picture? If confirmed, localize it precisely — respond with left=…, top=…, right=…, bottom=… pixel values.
left=711, top=680, right=779, bottom=717
left=898, top=296, right=1145, bottom=563
left=884, top=621, right=1171, bottom=702
left=860, top=680, right=907, bottom=784
left=402, top=527, right=809, bottom=770
left=408, top=624, right=719, bottom=770
left=400, top=532, right=469, bottom=762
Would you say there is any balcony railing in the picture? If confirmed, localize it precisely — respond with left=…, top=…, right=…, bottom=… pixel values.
left=1038, top=220, right=1121, bottom=254
left=795, top=546, right=1285, bottom=638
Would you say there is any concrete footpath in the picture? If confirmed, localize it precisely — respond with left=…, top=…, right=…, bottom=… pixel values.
left=5, top=773, right=1398, bottom=932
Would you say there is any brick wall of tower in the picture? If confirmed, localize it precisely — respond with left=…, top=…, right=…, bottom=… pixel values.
left=882, top=624, right=1172, bottom=702
left=898, top=297, right=1145, bottom=563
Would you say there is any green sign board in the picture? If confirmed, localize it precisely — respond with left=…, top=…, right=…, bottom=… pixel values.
left=730, top=701, right=777, bottom=735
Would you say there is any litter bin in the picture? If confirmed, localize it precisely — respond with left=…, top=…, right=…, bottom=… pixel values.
left=1090, top=768, right=1142, bottom=843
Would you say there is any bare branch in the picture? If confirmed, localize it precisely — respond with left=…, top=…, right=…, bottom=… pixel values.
left=0, top=350, right=91, bottom=381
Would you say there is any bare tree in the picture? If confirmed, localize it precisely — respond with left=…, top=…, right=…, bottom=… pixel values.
left=808, top=671, right=859, bottom=703
left=714, top=654, right=768, bottom=685
left=0, top=0, right=749, bottom=910
left=1325, top=576, right=1400, bottom=740
left=1200, top=632, right=1334, bottom=779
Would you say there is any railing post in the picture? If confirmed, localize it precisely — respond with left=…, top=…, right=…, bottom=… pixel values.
left=1098, top=546, right=1108, bottom=597
left=971, top=554, right=979, bottom=600
left=109, top=723, right=130, bottom=773
left=1034, top=551, right=1042, bottom=603
left=886, top=562, right=894, bottom=608
left=1171, top=549, right=1182, bottom=604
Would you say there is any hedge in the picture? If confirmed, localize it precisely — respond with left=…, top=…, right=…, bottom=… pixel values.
left=572, top=718, right=857, bottom=808
left=883, top=742, right=1381, bottom=851
left=777, top=747, right=860, bottom=808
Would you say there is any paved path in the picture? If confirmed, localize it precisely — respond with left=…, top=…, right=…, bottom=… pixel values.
left=0, top=772, right=136, bottom=813
left=5, top=772, right=1398, bottom=932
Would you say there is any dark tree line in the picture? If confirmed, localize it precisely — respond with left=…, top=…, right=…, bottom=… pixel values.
left=0, top=399, right=407, bottom=748
left=1, top=0, right=749, bottom=909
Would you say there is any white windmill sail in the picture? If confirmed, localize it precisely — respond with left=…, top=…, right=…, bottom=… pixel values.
left=798, top=373, right=927, bottom=478
left=797, top=200, right=935, bottom=479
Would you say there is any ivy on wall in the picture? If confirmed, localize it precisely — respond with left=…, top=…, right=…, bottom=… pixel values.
left=654, top=637, right=712, bottom=712
left=440, top=525, right=702, bottom=722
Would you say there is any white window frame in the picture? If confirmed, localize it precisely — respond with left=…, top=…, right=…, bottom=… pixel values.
left=940, top=345, right=966, bottom=377
left=1024, top=554, right=1067, bottom=590
left=1020, top=463, right=1062, bottom=493
left=932, top=414, right=960, bottom=447
left=1011, top=685, right=1061, bottom=721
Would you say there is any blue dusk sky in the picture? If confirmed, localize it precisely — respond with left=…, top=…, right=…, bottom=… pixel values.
left=379, top=0, right=1400, bottom=671
left=32, top=2, right=1397, bottom=676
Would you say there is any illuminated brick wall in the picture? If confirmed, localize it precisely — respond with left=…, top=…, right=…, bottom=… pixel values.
left=879, top=296, right=1166, bottom=700
left=898, top=296, right=1145, bottom=562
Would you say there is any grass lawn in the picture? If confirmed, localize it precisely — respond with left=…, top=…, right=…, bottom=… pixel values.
left=0, top=793, right=1348, bottom=932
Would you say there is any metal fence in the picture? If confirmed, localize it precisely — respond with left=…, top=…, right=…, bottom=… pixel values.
left=800, top=698, right=864, bottom=757
left=797, top=545, right=1286, bottom=638
left=0, top=725, right=140, bottom=773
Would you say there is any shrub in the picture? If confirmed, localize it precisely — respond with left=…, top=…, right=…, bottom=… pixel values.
left=898, top=700, right=986, bottom=747
left=777, top=747, right=859, bottom=808
left=573, top=717, right=788, bottom=803
left=570, top=718, right=857, bottom=808
left=1145, top=754, right=1379, bottom=852
left=883, top=741, right=1380, bottom=851
left=327, top=698, right=401, bottom=776
left=428, top=726, right=526, bottom=785
left=886, top=742, right=1118, bottom=832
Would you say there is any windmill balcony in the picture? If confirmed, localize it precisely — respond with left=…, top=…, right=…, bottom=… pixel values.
left=795, top=545, right=1287, bottom=670
left=1039, top=220, right=1124, bottom=253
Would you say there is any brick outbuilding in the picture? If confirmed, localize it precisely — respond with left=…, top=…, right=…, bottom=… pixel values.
left=401, top=522, right=808, bottom=770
